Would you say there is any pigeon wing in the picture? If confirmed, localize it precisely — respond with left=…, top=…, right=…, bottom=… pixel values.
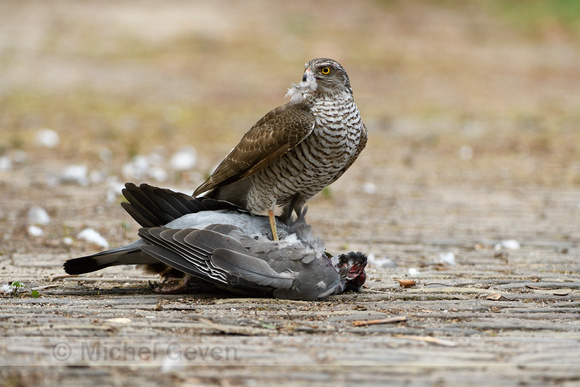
left=211, top=249, right=294, bottom=289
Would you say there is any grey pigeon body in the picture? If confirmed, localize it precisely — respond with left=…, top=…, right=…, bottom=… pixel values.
left=64, top=183, right=367, bottom=300
left=193, top=58, right=367, bottom=217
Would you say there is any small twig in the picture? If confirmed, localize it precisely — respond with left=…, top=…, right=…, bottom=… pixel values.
left=525, top=284, right=557, bottom=290
left=352, top=316, right=407, bottom=326
left=49, top=274, right=77, bottom=281
left=553, top=291, right=570, bottom=296
left=31, top=285, right=59, bottom=291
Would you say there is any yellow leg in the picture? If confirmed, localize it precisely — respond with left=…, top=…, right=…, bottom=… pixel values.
left=268, top=201, right=279, bottom=241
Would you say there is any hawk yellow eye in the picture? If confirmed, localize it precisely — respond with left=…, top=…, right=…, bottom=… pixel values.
left=320, top=66, right=331, bottom=75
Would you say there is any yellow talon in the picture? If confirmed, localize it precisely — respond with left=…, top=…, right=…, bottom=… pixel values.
left=268, top=209, right=279, bottom=241
left=268, top=200, right=279, bottom=241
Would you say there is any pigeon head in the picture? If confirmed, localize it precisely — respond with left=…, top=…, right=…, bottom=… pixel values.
left=336, top=251, right=368, bottom=292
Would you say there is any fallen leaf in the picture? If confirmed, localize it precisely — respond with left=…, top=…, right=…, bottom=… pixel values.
left=486, top=293, right=503, bottom=301
left=397, top=279, right=416, bottom=288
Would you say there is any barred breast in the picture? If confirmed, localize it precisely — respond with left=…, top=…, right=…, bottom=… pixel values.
left=245, top=93, right=364, bottom=213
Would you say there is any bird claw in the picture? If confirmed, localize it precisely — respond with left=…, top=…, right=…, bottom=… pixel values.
left=268, top=200, right=279, bottom=242
left=149, top=274, right=193, bottom=294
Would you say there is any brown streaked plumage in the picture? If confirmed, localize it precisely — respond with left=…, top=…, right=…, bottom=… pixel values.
left=194, top=58, right=367, bottom=221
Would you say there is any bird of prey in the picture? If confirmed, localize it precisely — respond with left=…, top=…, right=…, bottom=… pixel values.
left=64, top=183, right=367, bottom=300
left=193, top=58, right=367, bottom=240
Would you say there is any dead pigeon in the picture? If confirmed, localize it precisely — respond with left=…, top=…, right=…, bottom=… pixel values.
left=64, top=183, right=367, bottom=300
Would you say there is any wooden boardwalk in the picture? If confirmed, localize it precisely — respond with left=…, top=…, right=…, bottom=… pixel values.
left=1, top=171, right=579, bottom=386
left=1, top=2, right=579, bottom=384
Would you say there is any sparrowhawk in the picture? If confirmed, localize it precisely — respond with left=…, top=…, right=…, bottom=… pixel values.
left=193, top=58, right=367, bottom=239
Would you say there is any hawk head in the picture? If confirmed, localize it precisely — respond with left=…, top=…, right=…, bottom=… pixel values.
left=287, top=58, right=352, bottom=103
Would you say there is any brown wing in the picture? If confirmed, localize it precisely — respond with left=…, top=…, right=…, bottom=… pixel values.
left=327, top=123, right=368, bottom=186
left=194, top=101, right=315, bottom=197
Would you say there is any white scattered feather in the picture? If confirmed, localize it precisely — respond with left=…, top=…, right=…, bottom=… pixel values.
left=286, top=69, right=318, bottom=104
left=77, top=228, right=108, bottom=248
left=367, top=253, right=396, bottom=269
left=362, top=182, right=377, bottom=195
left=62, top=236, right=74, bottom=246
left=106, top=189, right=119, bottom=204
left=287, top=85, right=304, bottom=104
left=501, top=240, right=520, bottom=250
left=147, top=151, right=165, bottom=166
left=122, top=155, right=149, bottom=179
left=170, top=146, right=197, bottom=171
left=282, top=233, right=300, bottom=244
left=28, top=206, right=50, bottom=225
left=0, top=156, right=12, bottom=171
left=28, top=225, right=44, bottom=237
left=408, top=268, right=420, bottom=277
left=36, top=128, right=60, bottom=148
left=0, top=283, right=16, bottom=295
left=437, top=252, right=456, bottom=265
left=106, top=179, right=125, bottom=204
left=89, top=170, right=107, bottom=185
left=161, top=354, right=184, bottom=373
left=148, top=166, right=168, bottom=182
left=60, top=165, right=89, bottom=186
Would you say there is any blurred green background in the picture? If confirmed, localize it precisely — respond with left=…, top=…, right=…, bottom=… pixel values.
left=1, top=0, right=579, bottom=186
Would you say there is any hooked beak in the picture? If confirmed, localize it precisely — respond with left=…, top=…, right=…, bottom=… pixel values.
left=301, top=68, right=317, bottom=91
left=286, top=67, right=318, bottom=103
